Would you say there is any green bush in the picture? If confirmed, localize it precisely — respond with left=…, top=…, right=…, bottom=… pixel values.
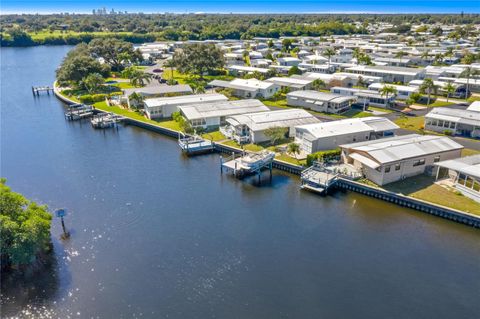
left=443, top=130, right=453, bottom=136
left=79, top=93, right=108, bottom=104
left=306, top=149, right=341, bottom=166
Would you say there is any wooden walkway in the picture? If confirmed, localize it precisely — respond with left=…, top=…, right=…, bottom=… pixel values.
left=32, top=86, right=54, bottom=96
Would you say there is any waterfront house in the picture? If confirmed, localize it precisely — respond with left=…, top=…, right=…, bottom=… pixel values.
left=294, top=117, right=399, bottom=154
left=286, top=90, right=356, bottom=114
left=434, top=155, right=480, bottom=203
left=179, top=99, right=269, bottom=130
left=340, top=134, right=464, bottom=186
left=143, top=93, right=228, bottom=119
left=424, top=107, right=480, bottom=138
left=222, top=109, right=319, bottom=144
left=209, top=78, right=280, bottom=99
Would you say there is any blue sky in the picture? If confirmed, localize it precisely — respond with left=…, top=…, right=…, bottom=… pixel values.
left=1, top=0, right=479, bottom=14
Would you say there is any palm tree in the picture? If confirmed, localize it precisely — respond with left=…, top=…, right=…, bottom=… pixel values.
left=164, top=59, right=175, bottom=82
left=395, top=51, right=407, bottom=65
left=420, top=78, right=437, bottom=105
left=130, top=70, right=152, bottom=87
left=380, top=85, right=398, bottom=108
left=444, top=82, right=456, bottom=102
left=352, top=48, right=362, bottom=65
left=421, top=50, right=430, bottom=62
left=287, top=143, right=301, bottom=160
left=460, top=67, right=479, bottom=98
left=128, top=92, right=144, bottom=110
left=323, top=47, right=336, bottom=68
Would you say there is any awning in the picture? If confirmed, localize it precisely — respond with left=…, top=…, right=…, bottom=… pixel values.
left=349, top=153, right=380, bottom=169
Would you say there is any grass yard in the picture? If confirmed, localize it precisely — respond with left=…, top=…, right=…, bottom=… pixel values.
left=274, top=153, right=306, bottom=166
left=93, top=101, right=182, bottom=131
left=383, top=175, right=480, bottom=216
left=467, top=96, right=480, bottom=103
left=221, top=140, right=264, bottom=152
left=343, top=108, right=374, bottom=118
left=428, top=100, right=455, bottom=107
left=462, top=148, right=480, bottom=157
left=201, top=131, right=226, bottom=142
left=162, top=70, right=234, bottom=85
left=394, top=115, right=425, bottom=132
left=262, top=99, right=289, bottom=109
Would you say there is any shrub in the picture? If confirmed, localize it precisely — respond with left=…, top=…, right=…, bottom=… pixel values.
left=306, top=149, right=341, bottom=166
left=79, top=93, right=108, bottom=104
left=443, top=130, right=453, bottom=136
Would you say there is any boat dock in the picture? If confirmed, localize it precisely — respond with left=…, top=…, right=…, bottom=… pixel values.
left=221, top=150, right=275, bottom=181
left=32, top=86, right=54, bottom=96
left=178, top=134, right=214, bottom=155
left=65, top=104, right=94, bottom=120
left=91, top=113, right=123, bottom=129
left=300, top=163, right=339, bottom=195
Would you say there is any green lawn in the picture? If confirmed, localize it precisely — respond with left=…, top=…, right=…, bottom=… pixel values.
left=93, top=101, right=182, bottom=131
left=162, top=70, right=234, bottom=85
left=201, top=131, right=226, bottom=142
left=29, top=30, right=134, bottom=41
left=467, top=96, right=480, bottom=103
left=462, top=148, right=480, bottom=157
left=221, top=140, right=264, bottom=152
left=382, top=175, right=480, bottom=216
left=275, top=153, right=306, bottom=166
left=428, top=100, right=455, bottom=107
left=394, top=116, right=425, bottom=132
left=262, top=99, right=289, bottom=108
left=367, top=106, right=394, bottom=114
left=343, top=109, right=374, bottom=118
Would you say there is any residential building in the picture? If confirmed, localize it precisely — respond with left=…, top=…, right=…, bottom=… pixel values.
left=143, top=93, right=228, bottom=119
left=209, top=78, right=280, bottom=99
left=368, top=83, right=419, bottom=100
left=179, top=99, right=269, bottom=130
left=434, top=155, right=480, bottom=203
left=340, top=134, right=463, bottom=186
left=424, top=107, right=480, bottom=138
left=287, top=90, right=356, bottom=114
left=277, top=57, right=302, bottom=67
left=222, top=109, right=319, bottom=144
left=345, top=65, right=425, bottom=83
left=295, top=117, right=399, bottom=154
left=330, top=87, right=395, bottom=108
left=265, top=76, right=313, bottom=91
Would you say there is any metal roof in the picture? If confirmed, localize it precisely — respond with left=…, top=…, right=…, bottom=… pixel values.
left=425, top=107, right=480, bottom=126
left=226, top=108, right=319, bottom=131
left=295, top=117, right=398, bottom=139
left=287, top=90, right=356, bottom=104
left=341, top=134, right=463, bottom=165
left=144, top=93, right=227, bottom=108
left=209, top=78, right=277, bottom=91
left=434, top=155, right=480, bottom=179
left=179, top=99, right=269, bottom=120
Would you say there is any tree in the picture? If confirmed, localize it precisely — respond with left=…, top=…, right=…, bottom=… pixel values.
left=0, top=179, right=52, bottom=269
left=163, top=59, right=175, bottom=81
left=82, top=73, right=105, bottom=93
left=444, top=82, right=456, bottom=102
left=128, top=92, right=144, bottom=109
left=281, top=39, right=293, bottom=52
left=460, top=67, right=479, bottom=98
left=172, top=43, right=225, bottom=79
left=395, top=51, right=407, bottom=64
left=6, top=27, right=34, bottom=46
left=288, top=66, right=302, bottom=76
left=357, top=76, right=366, bottom=88
left=88, top=38, right=141, bottom=71
left=380, top=85, right=398, bottom=108
left=264, top=127, right=288, bottom=146
left=312, top=79, right=326, bottom=91
left=287, top=143, right=301, bottom=159
left=420, top=78, right=437, bottom=105
left=323, top=47, right=336, bottom=68
left=56, top=43, right=110, bottom=85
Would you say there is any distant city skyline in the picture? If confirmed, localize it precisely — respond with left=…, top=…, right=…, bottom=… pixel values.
left=1, top=0, right=479, bottom=14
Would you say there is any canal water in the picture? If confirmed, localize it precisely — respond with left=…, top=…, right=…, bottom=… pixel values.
left=1, top=46, right=479, bottom=319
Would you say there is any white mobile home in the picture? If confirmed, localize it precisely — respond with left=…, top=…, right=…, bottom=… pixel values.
left=265, top=77, right=313, bottom=91
left=368, top=83, right=419, bottom=100
left=287, top=90, right=356, bottom=114
left=424, top=107, right=480, bottom=138
left=179, top=99, right=269, bottom=130
left=144, top=93, right=228, bottom=119
left=222, top=109, right=319, bottom=144
left=209, top=78, right=280, bottom=99
left=340, top=134, right=463, bottom=186
left=345, top=65, right=425, bottom=84
left=295, top=117, right=399, bottom=154
left=330, top=87, right=395, bottom=108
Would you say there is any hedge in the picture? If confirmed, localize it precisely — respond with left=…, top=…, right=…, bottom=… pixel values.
left=306, top=149, right=341, bottom=166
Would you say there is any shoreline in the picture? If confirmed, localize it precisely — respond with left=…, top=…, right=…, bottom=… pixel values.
left=53, top=82, right=480, bottom=228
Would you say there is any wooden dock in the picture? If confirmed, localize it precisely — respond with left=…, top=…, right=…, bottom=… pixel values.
left=65, top=104, right=94, bottom=121
left=221, top=150, right=275, bottom=182
left=32, top=86, right=54, bottom=96
left=91, top=113, right=123, bottom=129
left=300, top=163, right=338, bottom=195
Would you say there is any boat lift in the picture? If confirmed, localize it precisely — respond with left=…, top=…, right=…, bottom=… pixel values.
left=300, top=162, right=339, bottom=195
left=221, top=150, right=275, bottom=182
